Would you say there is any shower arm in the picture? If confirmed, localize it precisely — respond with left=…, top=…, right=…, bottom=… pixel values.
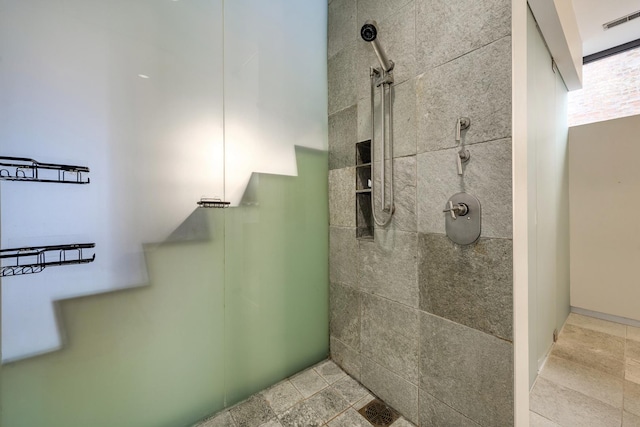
left=369, top=66, right=394, bottom=227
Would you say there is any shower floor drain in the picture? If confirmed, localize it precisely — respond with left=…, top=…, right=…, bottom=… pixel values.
left=358, top=399, right=400, bottom=427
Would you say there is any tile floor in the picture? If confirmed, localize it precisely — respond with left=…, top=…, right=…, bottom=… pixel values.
left=530, top=313, right=640, bottom=427
left=196, top=359, right=415, bottom=427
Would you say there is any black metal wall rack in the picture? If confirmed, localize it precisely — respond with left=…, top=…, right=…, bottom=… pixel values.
left=1, top=244, right=96, bottom=277
left=197, top=198, right=230, bottom=208
left=0, top=155, right=95, bottom=277
left=0, top=156, right=90, bottom=184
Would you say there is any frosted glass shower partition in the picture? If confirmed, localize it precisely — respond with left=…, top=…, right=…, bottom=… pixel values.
left=0, top=0, right=329, bottom=426
left=223, top=0, right=329, bottom=405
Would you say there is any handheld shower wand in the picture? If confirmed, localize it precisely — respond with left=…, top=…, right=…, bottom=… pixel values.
left=361, top=21, right=395, bottom=227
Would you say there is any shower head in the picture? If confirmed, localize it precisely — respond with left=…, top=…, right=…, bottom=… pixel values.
left=360, top=20, right=394, bottom=73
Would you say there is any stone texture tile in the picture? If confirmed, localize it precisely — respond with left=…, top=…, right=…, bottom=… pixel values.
left=391, top=79, right=417, bottom=158
left=314, top=360, right=347, bottom=385
left=357, top=96, right=378, bottom=145
left=329, top=44, right=357, bottom=115
left=330, top=336, right=362, bottom=380
left=627, top=358, right=640, bottom=384
left=539, top=355, right=623, bottom=408
left=626, top=380, right=640, bottom=417
left=361, top=293, right=419, bottom=383
left=416, top=36, right=511, bottom=153
left=329, top=105, right=357, bottom=170
left=358, top=228, right=418, bottom=307
left=329, top=167, right=356, bottom=227
left=361, top=357, right=419, bottom=423
left=625, top=411, right=640, bottom=427
left=530, top=411, right=561, bottom=427
left=354, top=393, right=377, bottom=410
left=329, top=226, right=358, bottom=286
left=418, top=234, right=513, bottom=340
left=305, top=387, right=350, bottom=424
left=199, top=410, right=237, bottom=427
left=258, top=420, right=282, bottom=427
left=357, top=0, right=413, bottom=24
left=357, top=79, right=416, bottom=158
left=290, top=369, right=329, bottom=399
left=629, top=326, right=640, bottom=342
left=417, top=138, right=512, bottom=238
left=628, top=340, right=640, bottom=361
left=356, top=2, right=416, bottom=101
left=416, top=0, right=511, bottom=70
left=390, top=418, right=415, bottom=426
left=419, top=391, right=480, bottom=427
left=566, top=313, right=627, bottom=338
left=327, top=408, right=371, bottom=427
left=420, top=312, right=513, bottom=426
left=389, top=156, right=416, bottom=232
left=530, top=377, right=621, bottom=427
left=278, top=401, right=324, bottom=427
left=262, top=380, right=305, bottom=416
left=330, top=282, right=361, bottom=348
left=230, top=395, right=277, bottom=427
left=331, top=375, right=370, bottom=404
left=552, top=324, right=625, bottom=378
left=328, top=0, right=356, bottom=59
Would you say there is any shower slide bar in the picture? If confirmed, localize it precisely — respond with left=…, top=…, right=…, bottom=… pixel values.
left=0, top=156, right=90, bottom=184
left=0, top=243, right=96, bottom=277
left=363, top=19, right=395, bottom=227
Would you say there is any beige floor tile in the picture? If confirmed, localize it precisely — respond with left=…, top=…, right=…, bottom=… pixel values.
left=626, top=380, right=640, bottom=417
left=628, top=326, right=640, bottom=342
left=530, top=377, right=621, bottom=427
left=624, top=410, right=640, bottom=427
left=552, top=324, right=625, bottom=378
left=627, top=358, right=640, bottom=385
left=540, top=355, right=623, bottom=408
left=530, top=411, right=561, bottom=427
left=628, top=340, right=640, bottom=360
left=567, top=313, right=626, bottom=338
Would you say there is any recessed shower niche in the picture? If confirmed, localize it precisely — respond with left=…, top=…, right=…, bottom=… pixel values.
left=356, top=140, right=373, bottom=239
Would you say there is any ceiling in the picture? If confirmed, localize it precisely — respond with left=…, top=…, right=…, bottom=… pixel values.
left=572, top=0, right=640, bottom=56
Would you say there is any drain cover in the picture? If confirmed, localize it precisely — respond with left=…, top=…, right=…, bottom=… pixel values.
left=358, top=399, right=400, bottom=427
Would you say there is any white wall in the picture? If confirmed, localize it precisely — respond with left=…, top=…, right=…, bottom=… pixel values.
left=569, top=115, right=640, bottom=322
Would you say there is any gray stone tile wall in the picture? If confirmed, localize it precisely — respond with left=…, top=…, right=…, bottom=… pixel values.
left=415, top=0, right=511, bottom=71
left=328, top=0, right=514, bottom=424
left=418, top=234, right=513, bottom=340
left=361, top=357, right=419, bottom=423
left=416, top=36, right=512, bottom=153
left=420, top=312, right=514, bottom=426
left=417, top=138, right=513, bottom=238
left=361, top=293, right=419, bottom=383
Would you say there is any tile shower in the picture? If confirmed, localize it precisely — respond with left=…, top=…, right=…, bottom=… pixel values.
left=328, top=0, right=514, bottom=425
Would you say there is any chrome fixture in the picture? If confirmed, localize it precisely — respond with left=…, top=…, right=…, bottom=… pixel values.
left=443, top=192, right=481, bottom=245
left=361, top=21, right=394, bottom=73
left=362, top=20, right=395, bottom=226
left=455, top=117, right=471, bottom=176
